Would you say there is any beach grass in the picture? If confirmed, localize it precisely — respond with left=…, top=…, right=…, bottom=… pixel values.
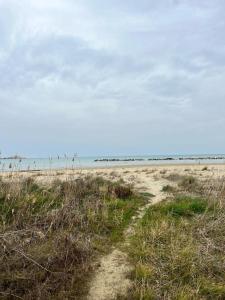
left=125, top=179, right=225, bottom=299
left=0, top=175, right=145, bottom=299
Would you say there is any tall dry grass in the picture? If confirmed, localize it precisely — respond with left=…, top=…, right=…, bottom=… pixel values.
left=0, top=175, right=142, bottom=299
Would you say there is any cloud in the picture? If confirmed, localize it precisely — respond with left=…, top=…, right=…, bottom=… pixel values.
left=0, top=0, right=225, bottom=156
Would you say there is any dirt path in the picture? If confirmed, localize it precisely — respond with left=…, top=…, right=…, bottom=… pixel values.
left=87, top=177, right=168, bottom=300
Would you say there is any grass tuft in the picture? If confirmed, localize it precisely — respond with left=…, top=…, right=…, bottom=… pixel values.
left=157, top=196, right=208, bottom=217
left=202, top=166, right=208, bottom=171
left=161, top=184, right=176, bottom=193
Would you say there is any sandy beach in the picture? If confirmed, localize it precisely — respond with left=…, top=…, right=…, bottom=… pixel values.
left=1, top=163, right=225, bottom=195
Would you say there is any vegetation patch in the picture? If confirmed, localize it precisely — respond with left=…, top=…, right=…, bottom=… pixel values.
left=139, top=192, right=155, bottom=198
left=126, top=190, right=225, bottom=299
left=0, top=176, right=145, bottom=299
left=164, top=173, right=184, bottom=182
left=161, top=184, right=176, bottom=193
left=202, top=166, right=208, bottom=171
left=156, top=195, right=209, bottom=217
left=178, top=175, right=199, bottom=192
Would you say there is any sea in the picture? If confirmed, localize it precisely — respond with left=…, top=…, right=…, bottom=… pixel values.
left=0, top=154, right=225, bottom=172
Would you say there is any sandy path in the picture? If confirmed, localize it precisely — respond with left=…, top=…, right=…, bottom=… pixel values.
left=87, top=176, right=168, bottom=300
left=87, top=249, right=132, bottom=300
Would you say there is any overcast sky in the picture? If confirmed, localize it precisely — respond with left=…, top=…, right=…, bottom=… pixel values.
left=1, top=0, right=225, bottom=157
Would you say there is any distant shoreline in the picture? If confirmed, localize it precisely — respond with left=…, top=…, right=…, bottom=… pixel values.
left=1, top=161, right=225, bottom=175
left=1, top=155, right=25, bottom=160
left=94, top=156, right=225, bottom=162
left=1, top=155, right=225, bottom=160
left=1, top=155, right=225, bottom=173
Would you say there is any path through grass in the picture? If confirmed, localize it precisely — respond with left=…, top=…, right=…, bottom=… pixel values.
left=0, top=176, right=145, bottom=299
left=126, top=193, right=225, bottom=299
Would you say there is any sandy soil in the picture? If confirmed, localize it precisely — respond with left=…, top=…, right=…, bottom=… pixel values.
left=1, top=163, right=225, bottom=186
left=87, top=248, right=132, bottom=300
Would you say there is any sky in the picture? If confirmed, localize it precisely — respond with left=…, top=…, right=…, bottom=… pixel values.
left=0, top=0, right=225, bottom=157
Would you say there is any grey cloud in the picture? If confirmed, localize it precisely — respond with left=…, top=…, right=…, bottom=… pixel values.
left=0, top=0, right=225, bottom=156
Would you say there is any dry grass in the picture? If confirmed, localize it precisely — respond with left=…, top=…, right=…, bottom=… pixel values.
left=0, top=175, right=144, bottom=299
left=159, top=169, right=167, bottom=175
left=126, top=176, right=225, bottom=299
left=164, top=172, right=184, bottom=182
left=161, top=184, right=176, bottom=193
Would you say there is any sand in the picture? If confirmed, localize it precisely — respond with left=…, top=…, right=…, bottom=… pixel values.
left=1, top=163, right=224, bottom=187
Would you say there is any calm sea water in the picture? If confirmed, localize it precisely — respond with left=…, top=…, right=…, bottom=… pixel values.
left=0, top=155, right=225, bottom=172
